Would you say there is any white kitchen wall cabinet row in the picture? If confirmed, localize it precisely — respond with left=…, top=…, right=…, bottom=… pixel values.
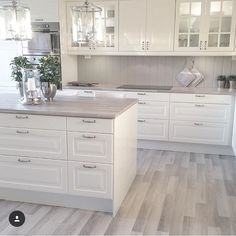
left=59, top=0, right=236, bottom=56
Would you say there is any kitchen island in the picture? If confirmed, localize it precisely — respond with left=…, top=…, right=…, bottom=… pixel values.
left=0, top=93, right=138, bottom=216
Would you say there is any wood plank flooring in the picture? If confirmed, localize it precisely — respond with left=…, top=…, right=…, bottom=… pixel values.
left=1, top=150, right=236, bottom=235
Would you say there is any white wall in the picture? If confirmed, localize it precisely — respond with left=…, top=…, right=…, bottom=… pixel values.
left=77, top=56, right=236, bottom=88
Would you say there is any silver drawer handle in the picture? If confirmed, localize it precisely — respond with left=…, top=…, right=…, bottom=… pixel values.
left=194, top=122, right=204, bottom=126
left=195, top=104, right=205, bottom=107
left=84, top=91, right=93, bottom=93
left=138, top=102, right=146, bottom=105
left=137, top=93, right=146, bottom=96
left=83, top=164, right=97, bottom=169
left=16, top=115, right=28, bottom=119
left=83, top=135, right=96, bottom=139
left=16, top=130, right=29, bottom=134
left=18, top=158, right=31, bottom=163
left=138, top=119, right=146, bottom=123
left=82, top=120, right=96, bottom=124
left=195, top=94, right=206, bottom=98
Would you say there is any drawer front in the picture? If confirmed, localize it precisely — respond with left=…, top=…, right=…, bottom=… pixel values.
left=67, top=117, right=113, bottom=134
left=125, top=92, right=170, bottom=101
left=68, top=132, right=113, bottom=164
left=95, top=90, right=125, bottom=98
left=0, top=113, right=66, bottom=130
left=68, top=161, right=113, bottom=199
left=138, top=119, right=169, bottom=141
left=0, top=127, right=67, bottom=160
left=0, top=156, right=67, bottom=193
left=169, top=121, right=229, bottom=145
left=138, top=101, right=169, bottom=119
left=170, top=93, right=232, bottom=104
left=170, top=103, right=231, bottom=123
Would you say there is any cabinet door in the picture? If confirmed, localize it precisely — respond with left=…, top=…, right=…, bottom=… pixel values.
left=138, top=119, right=169, bottom=141
left=68, top=161, right=113, bottom=199
left=175, top=0, right=206, bottom=51
left=204, top=0, right=236, bottom=51
left=169, top=120, right=229, bottom=145
left=68, top=132, right=113, bottom=164
left=67, top=1, right=118, bottom=52
left=119, top=0, right=146, bottom=51
left=232, top=100, right=236, bottom=155
left=24, top=0, right=59, bottom=22
left=0, top=156, right=67, bottom=193
left=0, top=128, right=67, bottom=160
left=146, top=0, right=175, bottom=52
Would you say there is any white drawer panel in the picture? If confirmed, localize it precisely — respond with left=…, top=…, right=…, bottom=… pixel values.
left=125, top=92, right=170, bottom=101
left=138, top=101, right=169, bottom=119
left=170, top=103, right=231, bottom=123
left=0, top=156, right=67, bottom=193
left=169, top=121, right=229, bottom=145
left=0, top=127, right=67, bottom=160
left=0, top=113, right=66, bottom=130
left=170, top=93, right=232, bottom=104
left=68, top=132, right=113, bottom=164
left=138, top=119, right=169, bottom=141
left=67, top=117, right=113, bottom=134
left=95, top=90, right=125, bottom=98
left=68, top=161, right=113, bottom=199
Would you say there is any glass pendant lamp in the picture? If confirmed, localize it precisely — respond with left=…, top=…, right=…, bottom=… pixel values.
left=71, top=0, right=102, bottom=44
left=0, top=0, right=32, bottom=41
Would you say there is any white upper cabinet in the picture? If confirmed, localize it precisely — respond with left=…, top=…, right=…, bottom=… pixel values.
left=67, top=0, right=118, bottom=52
left=175, top=0, right=236, bottom=51
left=119, top=0, right=175, bottom=52
left=24, top=0, right=59, bottom=22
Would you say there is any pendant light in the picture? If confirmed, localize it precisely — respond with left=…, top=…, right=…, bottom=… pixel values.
left=71, top=0, right=102, bottom=44
left=0, top=0, right=32, bottom=41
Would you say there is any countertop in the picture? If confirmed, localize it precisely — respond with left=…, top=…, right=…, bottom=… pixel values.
left=65, top=84, right=236, bottom=95
left=0, top=92, right=137, bottom=119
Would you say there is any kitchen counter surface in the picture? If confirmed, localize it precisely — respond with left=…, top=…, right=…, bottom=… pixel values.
left=0, top=92, right=137, bottom=119
left=65, top=84, right=236, bottom=95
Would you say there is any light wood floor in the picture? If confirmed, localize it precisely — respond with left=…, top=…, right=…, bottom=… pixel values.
left=0, top=150, right=236, bottom=235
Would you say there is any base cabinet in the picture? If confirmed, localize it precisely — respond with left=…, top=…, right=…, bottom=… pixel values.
left=68, top=161, right=113, bottom=199
left=0, top=155, right=67, bottom=193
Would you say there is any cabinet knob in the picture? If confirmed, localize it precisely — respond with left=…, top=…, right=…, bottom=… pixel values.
left=194, top=122, right=204, bottom=126
left=195, top=104, right=205, bottom=107
left=138, top=119, right=146, bottom=123
left=195, top=94, right=206, bottom=98
left=137, top=92, right=146, bottom=96
left=83, top=164, right=97, bottom=169
left=138, top=101, right=146, bottom=105
left=16, top=130, right=29, bottom=134
left=82, top=135, right=96, bottom=139
left=18, top=158, right=31, bottom=163
left=16, top=115, right=29, bottom=119
left=82, top=120, right=96, bottom=124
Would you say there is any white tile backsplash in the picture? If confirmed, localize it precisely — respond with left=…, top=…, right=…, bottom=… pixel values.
left=77, top=56, right=236, bottom=88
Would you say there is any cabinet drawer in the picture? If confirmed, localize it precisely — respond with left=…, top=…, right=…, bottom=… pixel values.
left=0, top=156, right=67, bottom=193
left=125, top=92, right=169, bottom=101
left=138, top=119, right=169, bottom=141
left=170, top=93, right=232, bottom=104
left=169, top=121, right=229, bottom=145
left=67, top=117, right=113, bottom=134
left=138, top=101, right=169, bottom=119
left=95, top=90, right=125, bottom=98
left=170, top=103, right=231, bottom=123
left=0, top=127, right=67, bottom=160
left=0, top=113, right=66, bottom=130
left=68, top=132, right=113, bottom=164
left=68, top=161, right=113, bottom=199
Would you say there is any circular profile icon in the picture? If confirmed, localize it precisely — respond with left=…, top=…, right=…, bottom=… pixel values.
left=9, top=211, right=25, bottom=227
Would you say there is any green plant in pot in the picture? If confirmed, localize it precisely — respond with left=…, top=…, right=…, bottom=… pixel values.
left=10, top=56, right=32, bottom=97
left=217, top=75, right=226, bottom=89
left=228, top=75, right=236, bottom=90
left=37, top=55, right=60, bottom=101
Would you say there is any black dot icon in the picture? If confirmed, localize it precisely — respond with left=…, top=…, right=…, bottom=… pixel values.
left=9, top=211, right=25, bottom=227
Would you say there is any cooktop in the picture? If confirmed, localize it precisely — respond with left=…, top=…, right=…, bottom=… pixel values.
left=117, top=85, right=173, bottom=90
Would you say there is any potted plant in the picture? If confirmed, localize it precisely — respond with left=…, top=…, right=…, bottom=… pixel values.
left=228, top=75, right=236, bottom=90
left=10, top=56, right=32, bottom=97
left=217, top=75, right=226, bottom=89
left=37, top=55, right=60, bottom=101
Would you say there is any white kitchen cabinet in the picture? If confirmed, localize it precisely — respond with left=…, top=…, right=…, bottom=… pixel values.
left=119, top=0, right=175, bottom=52
left=68, top=161, right=113, bottom=199
left=0, top=127, right=67, bottom=160
left=138, top=119, right=169, bottom=141
left=67, top=0, right=118, bottom=53
left=68, top=132, right=113, bottom=163
left=232, top=98, right=236, bottom=155
left=169, top=120, right=229, bottom=145
left=0, top=155, right=67, bottom=193
left=175, top=0, right=236, bottom=52
left=24, top=0, right=59, bottom=22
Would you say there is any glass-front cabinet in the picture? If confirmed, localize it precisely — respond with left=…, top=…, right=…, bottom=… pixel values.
left=175, top=0, right=236, bottom=51
left=67, top=1, right=118, bottom=52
